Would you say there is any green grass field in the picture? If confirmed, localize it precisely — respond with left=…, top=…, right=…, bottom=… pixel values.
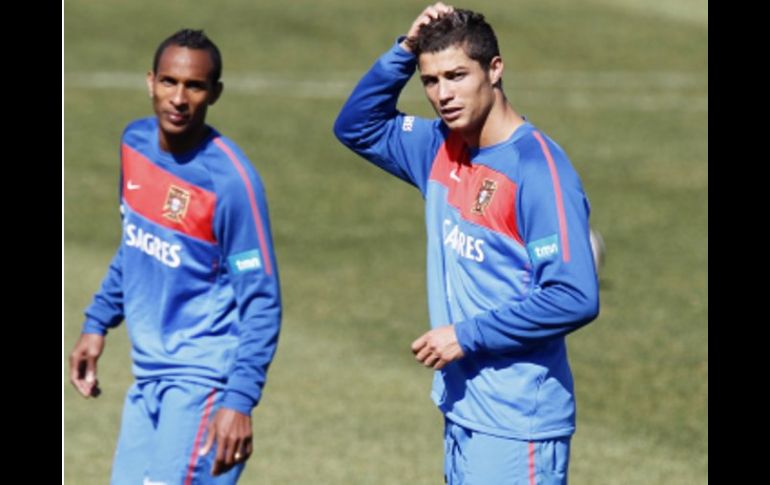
left=63, top=1, right=708, bottom=483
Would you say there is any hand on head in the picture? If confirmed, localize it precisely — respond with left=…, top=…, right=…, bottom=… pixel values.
left=401, top=2, right=455, bottom=53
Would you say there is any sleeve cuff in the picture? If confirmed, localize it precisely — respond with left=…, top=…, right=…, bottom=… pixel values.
left=392, top=36, right=415, bottom=57
left=82, top=318, right=108, bottom=336
left=221, top=390, right=258, bottom=415
left=454, top=318, right=482, bottom=354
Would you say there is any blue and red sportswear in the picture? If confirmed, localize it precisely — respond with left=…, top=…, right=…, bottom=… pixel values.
left=334, top=41, right=599, bottom=440
left=82, top=117, right=281, bottom=415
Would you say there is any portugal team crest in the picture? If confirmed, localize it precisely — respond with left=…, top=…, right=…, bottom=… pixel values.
left=163, top=185, right=191, bottom=222
left=472, top=179, right=497, bottom=215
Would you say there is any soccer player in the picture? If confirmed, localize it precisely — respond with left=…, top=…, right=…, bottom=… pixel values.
left=334, top=4, right=599, bottom=483
left=68, top=29, right=281, bottom=484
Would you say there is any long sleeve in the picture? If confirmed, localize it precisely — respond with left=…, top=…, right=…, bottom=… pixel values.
left=82, top=245, right=125, bottom=335
left=334, top=39, right=444, bottom=195
left=454, top=133, right=599, bottom=353
left=213, top=140, right=282, bottom=414
left=82, top=154, right=127, bottom=337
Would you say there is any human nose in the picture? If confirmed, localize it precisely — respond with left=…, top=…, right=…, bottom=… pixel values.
left=171, top=86, right=188, bottom=107
left=438, top=79, right=454, bottom=104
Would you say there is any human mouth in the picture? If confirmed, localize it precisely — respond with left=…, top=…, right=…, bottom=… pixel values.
left=166, top=112, right=189, bottom=125
left=441, top=107, right=462, bottom=122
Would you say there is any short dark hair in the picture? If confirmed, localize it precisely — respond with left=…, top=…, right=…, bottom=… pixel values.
left=407, top=9, right=500, bottom=71
left=152, top=29, right=222, bottom=83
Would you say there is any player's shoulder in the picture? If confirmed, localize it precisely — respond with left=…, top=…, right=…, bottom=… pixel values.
left=122, top=117, right=156, bottom=139
left=515, top=125, right=571, bottom=172
left=121, top=117, right=157, bottom=149
left=208, top=132, right=256, bottom=174
left=514, top=124, right=583, bottom=194
left=512, top=123, right=547, bottom=162
left=205, top=132, right=265, bottom=193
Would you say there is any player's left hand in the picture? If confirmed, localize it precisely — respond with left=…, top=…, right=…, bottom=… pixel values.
left=199, top=408, right=253, bottom=476
left=411, top=325, right=465, bottom=370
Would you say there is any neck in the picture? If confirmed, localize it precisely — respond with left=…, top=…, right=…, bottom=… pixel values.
left=460, top=90, right=525, bottom=148
left=159, top=125, right=210, bottom=154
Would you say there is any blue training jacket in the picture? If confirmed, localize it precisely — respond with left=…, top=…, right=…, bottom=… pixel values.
left=334, top=41, right=599, bottom=439
left=82, top=117, right=282, bottom=415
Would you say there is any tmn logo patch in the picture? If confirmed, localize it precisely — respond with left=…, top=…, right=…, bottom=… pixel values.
left=228, top=249, right=263, bottom=274
left=162, top=185, right=191, bottom=223
left=472, top=179, right=497, bottom=215
left=527, top=234, right=560, bottom=263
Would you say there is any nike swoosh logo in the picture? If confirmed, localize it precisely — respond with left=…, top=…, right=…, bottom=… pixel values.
left=127, top=180, right=141, bottom=190
left=449, top=169, right=461, bottom=182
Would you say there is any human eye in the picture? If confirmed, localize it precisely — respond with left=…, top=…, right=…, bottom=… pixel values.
left=421, top=76, right=437, bottom=87
left=186, top=81, right=207, bottom=92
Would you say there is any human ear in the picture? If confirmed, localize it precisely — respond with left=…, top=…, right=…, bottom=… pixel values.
left=488, top=56, right=503, bottom=86
left=209, top=81, right=224, bottom=106
left=145, top=71, right=155, bottom=99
